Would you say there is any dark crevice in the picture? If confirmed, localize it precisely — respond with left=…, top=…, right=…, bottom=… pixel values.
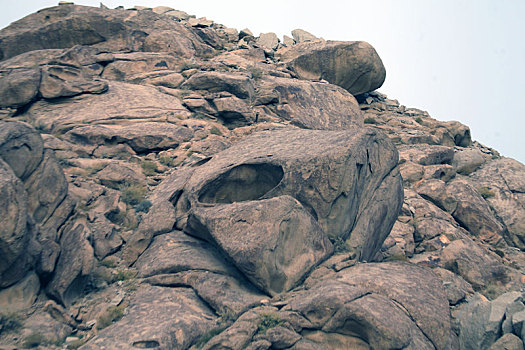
left=198, top=163, right=284, bottom=204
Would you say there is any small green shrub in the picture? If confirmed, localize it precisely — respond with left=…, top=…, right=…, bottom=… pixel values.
left=481, top=283, right=505, bottom=300
left=159, top=156, right=174, bottom=167
left=415, top=117, right=424, bottom=124
left=333, top=237, right=350, bottom=254
left=99, top=259, right=117, bottom=268
left=0, top=312, right=23, bottom=334
left=247, top=65, right=263, bottom=80
left=257, top=313, right=283, bottom=334
left=141, top=161, right=158, bottom=176
left=193, top=326, right=227, bottom=349
left=478, top=186, right=495, bottom=199
left=184, top=144, right=191, bottom=149
left=384, top=254, right=409, bottom=262
left=363, top=117, right=377, bottom=124
left=113, top=269, right=136, bottom=282
left=22, top=333, right=46, bottom=348
left=209, top=126, right=223, bottom=136
left=135, top=200, right=152, bottom=213
left=96, top=305, right=126, bottom=330
left=120, top=184, right=147, bottom=206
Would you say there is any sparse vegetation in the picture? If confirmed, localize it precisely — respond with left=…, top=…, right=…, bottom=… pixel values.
left=0, top=312, right=23, bottom=334
left=364, top=117, right=377, bottom=124
left=120, top=184, right=147, bottom=206
left=193, top=327, right=227, bottom=349
left=100, top=259, right=117, bottom=268
left=478, top=186, right=495, bottom=199
left=246, top=65, right=263, bottom=80
left=384, top=254, right=409, bottom=262
left=141, top=161, right=158, bottom=176
left=481, top=283, right=505, bottom=300
left=96, top=304, right=126, bottom=330
left=159, top=156, right=175, bottom=167
left=415, top=117, right=424, bottom=124
left=257, top=313, right=284, bottom=334
left=333, top=237, right=350, bottom=254
left=135, top=200, right=152, bottom=213
left=209, top=126, right=223, bottom=136
left=112, top=269, right=136, bottom=282
left=67, top=337, right=88, bottom=349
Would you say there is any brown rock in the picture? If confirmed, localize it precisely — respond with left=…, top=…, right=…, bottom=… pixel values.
left=0, top=4, right=212, bottom=60
left=39, top=64, right=107, bottom=99
left=469, top=158, right=525, bottom=249
left=24, top=82, right=190, bottom=134
left=278, top=40, right=386, bottom=95
left=0, top=271, right=40, bottom=312
left=46, top=217, right=94, bottom=306
left=181, top=71, right=255, bottom=99
left=283, top=262, right=452, bottom=349
left=83, top=286, right=217, bottom=349
left=291, top=29, right=317, bottom=43
left=259, top=76, right=364, bottom=130
left=186, top=195, right=333, bottom=295
left=0, top=68, right=40, bottom=108
left=176, top=128, right=402, bottom=262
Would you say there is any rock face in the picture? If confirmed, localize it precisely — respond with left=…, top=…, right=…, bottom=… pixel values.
left=0, top=3, right=524, bottom=350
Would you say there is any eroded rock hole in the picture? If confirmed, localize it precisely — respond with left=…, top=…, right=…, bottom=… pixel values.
left=198, top=163, right=284, bottom=204
left=132, top=340, right=160, bottom=348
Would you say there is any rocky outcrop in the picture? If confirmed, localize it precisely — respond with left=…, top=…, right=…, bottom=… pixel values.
left=0, top=3, right=524, bottom=350
left=0, top=4, right=212, bottom=61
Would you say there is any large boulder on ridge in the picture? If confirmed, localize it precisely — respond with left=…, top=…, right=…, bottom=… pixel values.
left=278, top=40, right=386, bottom=95
left=0, top=4, right=213, bottom=61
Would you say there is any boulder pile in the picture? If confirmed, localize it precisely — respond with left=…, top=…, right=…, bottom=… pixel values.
left=0, top=3, right=523, bottom=350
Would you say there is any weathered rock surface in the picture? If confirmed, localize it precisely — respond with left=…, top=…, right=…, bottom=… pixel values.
left=278, top=40, right=386, bottom=95
left=83, top=286, right=217, bottom=349
left=457, top=292, right=524, bottom=349
left=176, top=127, right=402, bottom=262
left=469, top=158, right=525, bottom=249
left=258, top=76, right=364, bottom=129
left=22, top=82, right=190, bottom=134
left=186, top=195, right=333, bottom=295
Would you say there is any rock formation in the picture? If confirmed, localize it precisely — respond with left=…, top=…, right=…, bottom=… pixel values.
left=0, top=3, right=523, bottom=350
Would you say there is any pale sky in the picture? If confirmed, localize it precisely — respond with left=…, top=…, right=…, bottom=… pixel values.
left=1, top=0, right=524, bottom=163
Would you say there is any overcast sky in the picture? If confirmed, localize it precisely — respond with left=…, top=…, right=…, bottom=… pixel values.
left=1, top=0, right=524, bottom=163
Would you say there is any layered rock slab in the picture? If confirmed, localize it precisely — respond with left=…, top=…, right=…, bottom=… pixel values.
left=22, top=82, right=190, bottom=134
left=82, top=286, right=217, bottom=349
